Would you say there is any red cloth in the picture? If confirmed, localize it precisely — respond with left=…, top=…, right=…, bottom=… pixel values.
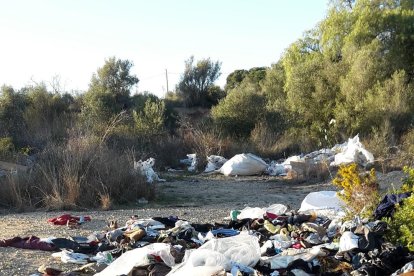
left=266, top=211, right=279, bottom=220
left=0, top=236, right=57, bottom=251
left=47, top=214, right=91, bottom=225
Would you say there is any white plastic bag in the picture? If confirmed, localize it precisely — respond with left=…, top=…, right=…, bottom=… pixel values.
left=186, top=154, right=197, bottom=172
left=338, top=231, right=359, bottom=252
left=133, top=158, right=166, bottom=183
left=220, top=153, right=267, bottom=176
left=331, top=135, right=374, bottom=166
left=96, top=243, right=175, bottom=276
left=266, top=161, right=286, bottom=176
left=204, top=155, right=227, bottom=172
left=237, top=207, right=266, bottom=220
left=199, top=232, right=261, bottom=267
left=265, top=204, right=288, bottom=216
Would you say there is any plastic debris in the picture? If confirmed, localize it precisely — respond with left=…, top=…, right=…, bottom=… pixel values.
left=133, top=158, right=166, bottom=183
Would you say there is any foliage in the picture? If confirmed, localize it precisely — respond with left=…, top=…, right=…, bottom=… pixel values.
left=0, top=137, right=14, bottom=158
left=333, top=163, right=379, bottom=218
left=212, top=81, right=266, bottom=137
left=225, top=67, right=267, bottom=92
left=383, top=167, right=414, bottom=251
left=82, top=57, right=139, bottom=125
left=177, top=56, right=222, bottom=107
left=225, top=69, right=248, bottom=91
left=133, top=99, right=166, bottom=136
left=0, top=85, right=27, bottom=147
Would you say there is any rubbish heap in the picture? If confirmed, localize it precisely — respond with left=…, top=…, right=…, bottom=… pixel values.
left=179, top=135, right=375, bottom=177
left=4, top=191, right=413, bottom=276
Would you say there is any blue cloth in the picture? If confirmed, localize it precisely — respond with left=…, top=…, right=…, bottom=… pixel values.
left=374, top=192, right=411, bottom=219
left=210, top=228, right=240, bottom=237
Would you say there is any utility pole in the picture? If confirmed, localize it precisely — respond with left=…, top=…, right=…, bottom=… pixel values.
left=165, top=69, right=169, bottom=93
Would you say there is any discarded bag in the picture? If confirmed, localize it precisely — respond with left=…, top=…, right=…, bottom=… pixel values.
left=96, top=243, right=175, bottom=276
left=220, top=153, right=267, bottom=176
left=298, top=191, right=344, bottom=213
left=330, top=134, right=374, bottom=167
left=204, top=155, right=227, bottom=173
left=134, top=158, right=166, bottom=183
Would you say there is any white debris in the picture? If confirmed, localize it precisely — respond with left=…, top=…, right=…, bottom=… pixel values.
left=330, top=135, right=374, bottom=167
left=133, top=158, right=166, bottom=183
left=204, top=155, right=227, bottom=173
left=220, top=153, right=268, bottom=176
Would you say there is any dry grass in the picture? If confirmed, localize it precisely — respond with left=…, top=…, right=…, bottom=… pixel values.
left=0, top=132, right=153, bottom=211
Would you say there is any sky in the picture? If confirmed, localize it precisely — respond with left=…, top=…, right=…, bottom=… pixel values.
left=0, top=0, right=329, bottom=98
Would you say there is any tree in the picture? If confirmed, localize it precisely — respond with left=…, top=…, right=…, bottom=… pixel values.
left=82, top=57, right=139, bottom=124
left=177, top=56, right=221, bottom=107
left=0, top=85, right=27, bottom=146
left=225, top=67, right=268, bottom=92
left=225, top=69, right=248, bottom=91
left=212, top=82, right=266, bottom=137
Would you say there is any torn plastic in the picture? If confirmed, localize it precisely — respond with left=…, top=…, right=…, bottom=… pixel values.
left=133, top=158, right=166, bottom=183
left=180, top=154, right=197, bottom=172
left=96, top=243, right=174, bottom=276
left=204, top=155, right=227, bottom=173
left=220, top=153, right=268, bottom=176
left=266, top=161, right=286, bottom=176
left=330, top=135, right=374, bottom=167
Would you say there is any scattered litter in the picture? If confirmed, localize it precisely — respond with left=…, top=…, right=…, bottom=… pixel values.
left=47, top=214, right=91, bottom=226
left=134, top=158, right=166, bottom=183
left=180, top=153, right=197, bottom=172
left=11, top=191, right=414, bottom=276
left=204, top=155, right=227, bottom=173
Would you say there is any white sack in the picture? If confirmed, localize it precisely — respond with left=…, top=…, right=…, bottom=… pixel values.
left=220, top=153, right=267, bottom=176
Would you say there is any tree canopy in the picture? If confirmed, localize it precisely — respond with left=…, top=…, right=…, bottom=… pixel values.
left=177, top=56, right=222, bottom=107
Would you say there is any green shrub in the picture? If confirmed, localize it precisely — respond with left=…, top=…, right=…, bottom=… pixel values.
left=383, top=167, right=414, bottom=251
left=0, top=137, right=14, bottom=158
left=212, top=82, right=266, bottom=137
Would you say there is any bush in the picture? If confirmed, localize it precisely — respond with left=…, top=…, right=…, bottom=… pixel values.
left=383, top=167, right=414, bottom=251
left=333, top=163, right=379, bottom=218
left=0, top=137, right=14, bottom=159
left=399, top=128, right=414, bottom=167
left=0, top=133, right=154, bottom=210
left=212, top=82, right=266, bottom=137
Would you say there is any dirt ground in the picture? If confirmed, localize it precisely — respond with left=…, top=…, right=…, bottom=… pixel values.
left=0, top=171, right=402, bottom=275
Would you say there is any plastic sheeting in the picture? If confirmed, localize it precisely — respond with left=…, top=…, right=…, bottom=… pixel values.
left=220, top=153, right=268, bottom=176
left=96, top=243, right=175, bottom=276
left=168, top=232, right=260, bottom=275
left=298, top=191, right=344, bottom=213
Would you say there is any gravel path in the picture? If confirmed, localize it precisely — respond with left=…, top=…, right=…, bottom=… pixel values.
left=0, top=174, right=336, bottom=275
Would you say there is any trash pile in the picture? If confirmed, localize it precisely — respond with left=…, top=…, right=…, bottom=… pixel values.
left=180, top=135, right=375, bottom=177
left=4, top=192, right=413, bottom=276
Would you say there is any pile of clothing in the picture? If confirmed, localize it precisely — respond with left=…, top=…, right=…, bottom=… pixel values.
left=2, top=193, right=414, bottom=275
